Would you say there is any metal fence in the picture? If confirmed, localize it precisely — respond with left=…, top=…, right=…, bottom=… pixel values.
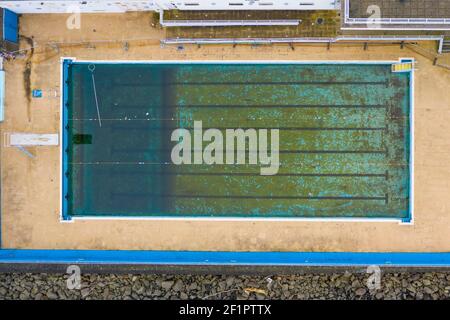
left=161, top=19, right=301, bottom=27
left=162, top=35, right=444, bottom=52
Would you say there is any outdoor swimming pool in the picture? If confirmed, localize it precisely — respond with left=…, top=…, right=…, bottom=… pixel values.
left=61, top=59, right=412, bottom=221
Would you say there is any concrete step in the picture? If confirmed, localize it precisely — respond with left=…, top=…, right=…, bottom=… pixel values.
left=443, top=39, right=450, bottom=53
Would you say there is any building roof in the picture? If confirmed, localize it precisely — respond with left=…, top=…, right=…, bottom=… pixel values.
left=349, top=0, right=450, bottom=19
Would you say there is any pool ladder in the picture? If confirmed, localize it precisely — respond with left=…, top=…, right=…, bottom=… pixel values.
left=391, top=61, right=414, bottom=73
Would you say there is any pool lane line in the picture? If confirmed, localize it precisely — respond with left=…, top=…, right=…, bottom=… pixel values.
left=69, top=161, right=398, bottom=168
left=130, top=171, right=389, bottom=178
left=102, top=124, right=388, bottom=132
left=281, top=148, right=388, bottom=155
left=69, top=119, right=389, bottom=125
left=149, top=126, right=387, bottom=131
left=178, top=104, right=388, bottom=109
left=90, top=170, right=388, bottom=179
left=64, top=166, right=390, bottom=180
left=80, top=104, right=388, bottom=109
left=110, top=193, right=389, bottom=203
left=104, top=148, right=388, bottom=155
left=119, top=81, right=389, bottom=86
left=85, top=124, right=388, bottom=132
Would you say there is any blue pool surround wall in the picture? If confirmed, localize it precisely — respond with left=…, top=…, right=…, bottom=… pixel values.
left=1, top=250, right=450, bottom=267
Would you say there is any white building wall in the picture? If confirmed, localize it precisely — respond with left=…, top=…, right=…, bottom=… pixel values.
left=0, top=0, right=338, bottom=14
left=0, top=1, right=159, bottom=13
left=169, top=0, right=338, bottom=10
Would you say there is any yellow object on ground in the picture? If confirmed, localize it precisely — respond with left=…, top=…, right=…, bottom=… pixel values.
left=392, top=62, right=413, bottom=72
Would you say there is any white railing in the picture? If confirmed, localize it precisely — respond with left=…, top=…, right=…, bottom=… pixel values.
left=334, top=0, right=341, bottom=10
left=161, top=19, right=301, bottom=27
left=161, top=35, right=445, bottom=53
left=344, top=0, right=350, bottom=20
left=162, top=37, right=335, bottom=44
left=347, top=17, right=450, bottom=25
left=162, top=35, right=444, bottom=43
left=338, top=35, right=444, bottom=41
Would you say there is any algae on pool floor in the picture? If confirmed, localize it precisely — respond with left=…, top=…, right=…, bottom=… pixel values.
left=64, top=62, right=411, bottom=219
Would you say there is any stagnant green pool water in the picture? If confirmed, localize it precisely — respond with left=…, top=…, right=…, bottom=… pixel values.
left=63, top=61, right=411, bottom=220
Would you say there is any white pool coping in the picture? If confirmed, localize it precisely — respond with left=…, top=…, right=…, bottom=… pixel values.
left=59, top=58, right=415, bottom=225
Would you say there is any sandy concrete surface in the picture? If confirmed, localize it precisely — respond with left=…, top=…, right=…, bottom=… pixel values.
left=1, top=13, right=450, bottom=252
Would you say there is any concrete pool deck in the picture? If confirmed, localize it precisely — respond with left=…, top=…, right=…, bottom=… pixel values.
left=1, top=13, right=450, bottom=252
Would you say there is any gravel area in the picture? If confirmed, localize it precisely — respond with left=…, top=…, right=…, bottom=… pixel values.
left=0, top=272, right=450, bottom=300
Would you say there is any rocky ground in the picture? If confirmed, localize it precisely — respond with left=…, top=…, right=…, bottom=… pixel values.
left=0, top=272, right=449, bottom=300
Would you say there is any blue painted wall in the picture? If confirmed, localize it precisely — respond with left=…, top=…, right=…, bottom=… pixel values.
left=2, top=9, right=18, bottom=44
left=1, top=250, right=450, bottom=267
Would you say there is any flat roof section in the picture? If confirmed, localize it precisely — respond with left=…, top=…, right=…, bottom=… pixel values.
left=165, top=10, right=340, bottom=39
left=349, top=0, right=450, bottom=19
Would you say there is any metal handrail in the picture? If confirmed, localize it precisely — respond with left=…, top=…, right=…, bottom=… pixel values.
left=162, top=35, right=444, bottom=44
left=161, top=19, right=301, bottom=27
left=346, top=17, right=450, bottom=25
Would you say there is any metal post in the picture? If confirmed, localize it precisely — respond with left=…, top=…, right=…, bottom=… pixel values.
left=438, top=36, right=444, bottom=54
